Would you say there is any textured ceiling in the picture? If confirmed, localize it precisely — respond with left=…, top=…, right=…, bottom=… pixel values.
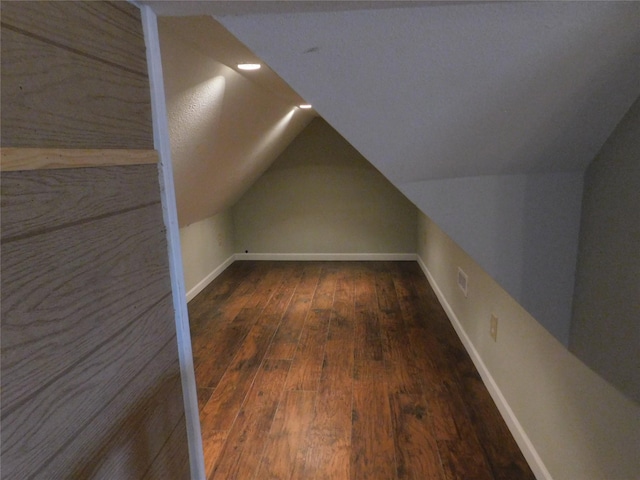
left=212, top=1, right=640, bottom=185
left=147, top=1, right=640, bottom=184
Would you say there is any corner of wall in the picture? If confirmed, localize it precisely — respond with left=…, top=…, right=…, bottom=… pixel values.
left=416, top=211, right=640, bottom=480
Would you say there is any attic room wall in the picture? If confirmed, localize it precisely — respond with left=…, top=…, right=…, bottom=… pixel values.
left=570, top=96, right=640, bottom=403
left=181, top=210, right=235, bottom=300
left=417, top=211, right=640, bottom=480
left=0, top=2, right=189, bottom=478
left=233, top=118, right=418, bottom=255
left=403, top=172, right=584, bottom=345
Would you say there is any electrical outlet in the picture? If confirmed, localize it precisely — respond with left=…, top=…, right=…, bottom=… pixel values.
left=490, top=314, right=498, bottom=341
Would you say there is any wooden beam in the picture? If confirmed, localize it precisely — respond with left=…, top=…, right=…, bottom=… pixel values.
left=0, top=148, right=158, bottom=171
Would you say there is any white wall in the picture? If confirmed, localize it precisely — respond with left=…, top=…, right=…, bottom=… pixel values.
left=180, top=210, right=235, bottom=301
left=417, top=211, right=640, bottom=480
left=232, top=118, right=417, bottom=255
left=571, top=97, right=640, bottom=403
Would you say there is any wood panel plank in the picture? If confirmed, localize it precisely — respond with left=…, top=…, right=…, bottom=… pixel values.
left=191, top=261, right=536, bottom=480
left=255, top=390, right=316, bottom=479
left=284, top=308, right=332, bottom=392
left=1, top=298, right=180, bottom=478
left=195, top=264, right=298, bottom=390
left=210, top=359, right=291, bottom=480
left=297, top=445, right=351, bottom=480
left=1, top=27, right=152, bottom=149
left=142, top=416, right=191, bottom=480
left=376, top=268, right=424, bottom=395
left=298, top=268, right=356, bottom=479
left=1, top=203, right=171, bottom=410
left=1, top=164, right=161, bottom=241
left=389, top=393, right=445, bottom=480
left=199, top=272, right=292, bottom=432
left=190, top=264, right=268, bottom=362
left=194, top=320, right=256, bottom=390
left=58, top=348, right=185, bottom=480
left=266, top=263, right=322, bottom=359
left=0, top=1, right=148, bottom=75
left=71, top=374, right=186, bottom=479
left=0, top=147, right=157, bottom=172
left=198, top=387, right=215, bottom=413
left=351, top=375, right=397, bottom=480
left=425, top=389, right=459, bottom=442
left=194, top=273, right=275, bottom=389
left=434, top=381, right=494, bottom=480
left=354, top=267, right=385, bottom=380
left=458, top=374, right=536, bottom=480
left=284, top=267, right=338, bottom=391
left=351, top=265, right=397, bottom=479
left=202, top=430, right=228, bottom=479
left=199, top=324, right=277, bottom=432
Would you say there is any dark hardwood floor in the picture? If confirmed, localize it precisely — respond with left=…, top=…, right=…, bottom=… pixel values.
left=188, top=261, right=535, bottom=480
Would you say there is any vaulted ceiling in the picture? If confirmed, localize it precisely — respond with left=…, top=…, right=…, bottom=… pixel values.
left=147, top=1, right=640, bottom=344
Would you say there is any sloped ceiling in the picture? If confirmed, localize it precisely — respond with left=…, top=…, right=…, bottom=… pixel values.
left=211, top=1, right=640, bottom=182
left=157, top=16, right=315, bottom=227
left=148, top=1, right=640, bottom=343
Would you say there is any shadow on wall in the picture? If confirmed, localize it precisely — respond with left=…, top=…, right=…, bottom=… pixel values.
left=400, top=171, right=584, bottom=346
left=569, top=96, right=640, bottom=404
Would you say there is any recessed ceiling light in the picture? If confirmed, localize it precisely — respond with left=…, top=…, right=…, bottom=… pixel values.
left=299, top=104, right=312, bottom=109
left=237, top=63, right=261, bottom=71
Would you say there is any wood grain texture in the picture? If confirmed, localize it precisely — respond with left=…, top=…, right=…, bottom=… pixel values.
left=0, top=1, right=148, bottom=75
left=284, top=267, right=337, bottom=391
left=142, top=415, right=191, bottom=480
left=266, top=263, right=322, bottom=359
left=255, top=390, right=316, bottom=479
left=298, top=269, right=356, bottom=478
left=390, top=393, right=444, bottom=479
left=1, top=164, right=161, bottom=241
left=0, top=147, right=158, bottom=172
left=1, top=204, right=171, bottom=410
left=69, top=370, right=185, bottom=479
left=190, top=261, right=536, bottom=480
left=0, top=3, right=187, bottom=478
left=1, top=3, right=152, bottom=149
left=210, top=359, right=291, bottom=480
left=351, top=374, right=397, bottom=480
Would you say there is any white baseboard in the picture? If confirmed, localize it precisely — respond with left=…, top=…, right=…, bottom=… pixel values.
left=416, top=255, right=552, bottom=480
left=185, top=253, right=417, bottom=302
left=185, top=255, right=235, bottom=302
left=234, top=252, right=418, bottom=261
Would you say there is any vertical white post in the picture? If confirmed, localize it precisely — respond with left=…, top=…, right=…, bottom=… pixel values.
left=139, top=5, right=206, bottom=479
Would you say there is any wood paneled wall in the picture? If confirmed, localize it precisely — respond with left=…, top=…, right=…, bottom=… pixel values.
left=1, top=2, right=189, bottom=478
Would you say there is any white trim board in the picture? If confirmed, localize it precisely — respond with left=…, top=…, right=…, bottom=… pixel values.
left=186, top=255, right=235, bottom=302
left=415, top=255, right=551, bottom=480
left=185, top=253, right=417, bottom=302
left=234, top=252, right=418, bottom=261
left=139, top=5, right=206, bottom=479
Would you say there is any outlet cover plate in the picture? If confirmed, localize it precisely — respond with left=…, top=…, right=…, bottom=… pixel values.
left=490, top=314, right=498, bottom=341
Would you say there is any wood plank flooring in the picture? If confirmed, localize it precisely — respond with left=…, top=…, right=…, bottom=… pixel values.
left=188, top=261, right=535, bottom=480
